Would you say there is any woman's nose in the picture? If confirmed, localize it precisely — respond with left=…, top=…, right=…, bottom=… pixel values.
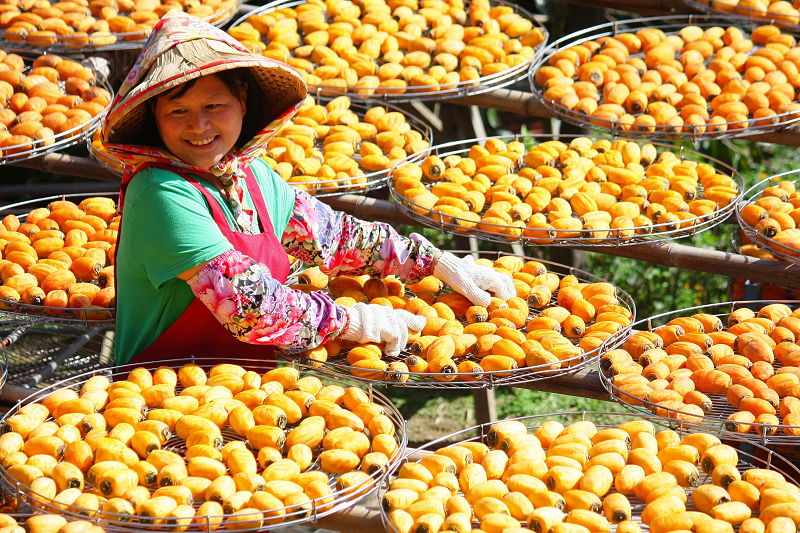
left=187, top=109, right=211, bottom=132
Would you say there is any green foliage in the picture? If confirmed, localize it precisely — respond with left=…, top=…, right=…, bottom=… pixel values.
left=494, top=388, right=627, bottom=425
left=584, top=226, right=733, bottom=319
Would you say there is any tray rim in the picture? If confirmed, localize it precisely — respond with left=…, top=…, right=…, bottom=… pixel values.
left=599, top=299, right=800, bottom=445
left=228, top=0, right=548, bottom=103
left=282, top=247, right=637, bottom=389
left=736, top=173, right=800, bottom=266
left=0, top=356, right=408, bottom=532
left=388, top=133, right=744, bottom=247
left=529, top=14, right=800, bottom=141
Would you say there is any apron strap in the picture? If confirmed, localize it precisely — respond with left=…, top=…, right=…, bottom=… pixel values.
left=242, top=165, right=277, bottom=237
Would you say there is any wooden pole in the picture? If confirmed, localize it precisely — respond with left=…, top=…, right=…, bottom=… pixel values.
left=325, top=196, right=800, bottom=288
left=11, top=153, right=120, bottom=183
left=513, top=367, right=611, bottom=400
left=563, top=0, right=687, bottom=15
left=444, top=90, right=800, bottom=147
left=8, top=155, right=800, bottom=288
left=7, top=152, right=797, bottom=289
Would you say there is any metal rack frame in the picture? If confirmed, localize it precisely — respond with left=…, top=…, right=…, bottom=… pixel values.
left=530, top=14, right=800, bottom=141
left=0, top=356, right=407, bottom=532
left=0, top=322, right=113, bottom=390
left=283, top=249, right=636, bottom=389
left=389, top=134, right=744, bottom=247
left=228, top=0, right=548, bottom=103
left=600, top=300, right=800, bottom=445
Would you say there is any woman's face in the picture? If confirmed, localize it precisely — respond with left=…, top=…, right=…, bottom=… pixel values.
left=153, top=74, right=247, bottom=170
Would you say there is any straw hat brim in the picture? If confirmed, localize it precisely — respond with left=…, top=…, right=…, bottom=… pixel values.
left=104, top=38, right=306, bottom=147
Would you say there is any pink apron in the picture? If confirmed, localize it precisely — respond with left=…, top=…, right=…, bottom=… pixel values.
left=120, top=164, right=290, bottom=367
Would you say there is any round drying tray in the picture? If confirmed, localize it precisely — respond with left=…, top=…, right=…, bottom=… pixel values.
left=88, top=96, right=434, bottom=198
left=228, top=0, right=547, bottom=103
left=389, top=134, right=744, bottom=247
left=737, top=173, right=800, bottom=266
left=283, top=249, right=636, bottom=389
left=0, top=2, right=240, bottom=55
left=380, top=411, right=800, bottom=533
left=600, top=300, right=800, bottom=445
left=684, top=0, right=800, bottom=33
left=530, top=14, right=800, bottom=141
left=0, top=65, right=113, bottom=166
left=0, top=192, right=118, bottom=327
left=0, top=357, right=406, bottom=532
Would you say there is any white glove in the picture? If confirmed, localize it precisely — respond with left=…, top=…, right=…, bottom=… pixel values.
left=433, top=252, right=516, bottom=307
left=341, top=303, right=427, bottom=357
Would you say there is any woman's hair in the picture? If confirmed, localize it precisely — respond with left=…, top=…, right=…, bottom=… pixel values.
left=141, top=68, right=266, bottom=150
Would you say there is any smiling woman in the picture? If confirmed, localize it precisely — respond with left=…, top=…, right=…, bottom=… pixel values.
left=151, top=75, right=248, bottom=170
left=101, top=11, right=516, bottom=368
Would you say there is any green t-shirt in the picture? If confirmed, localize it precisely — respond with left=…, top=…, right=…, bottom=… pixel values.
left=115, top=159, right=297, bottom=365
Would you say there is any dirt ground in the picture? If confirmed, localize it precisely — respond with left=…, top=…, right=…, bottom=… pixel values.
left=405, top=394, right=476, bottom=447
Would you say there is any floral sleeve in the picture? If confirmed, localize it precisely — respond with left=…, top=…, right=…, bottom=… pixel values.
left=282, top=190, right=439, bottom=282
left=187, top=249, right=347, bottom=353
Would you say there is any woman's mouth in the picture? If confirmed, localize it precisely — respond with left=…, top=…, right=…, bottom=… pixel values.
left=186, top=136, right=218, bottom=147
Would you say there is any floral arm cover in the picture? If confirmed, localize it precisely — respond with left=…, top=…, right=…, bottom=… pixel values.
left=186, top=190, right=438, bottom=352
left=187, top=250, right=347, bottom=353
left=282, top=190, right=438, bottom=281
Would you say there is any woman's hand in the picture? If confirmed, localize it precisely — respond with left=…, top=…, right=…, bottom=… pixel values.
left=433, top=252, right=516, bottom=306
left=340, top=303, right=426, bottom=357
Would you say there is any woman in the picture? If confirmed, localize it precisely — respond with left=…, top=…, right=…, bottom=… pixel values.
left=103, top=11, right=515, bottom=367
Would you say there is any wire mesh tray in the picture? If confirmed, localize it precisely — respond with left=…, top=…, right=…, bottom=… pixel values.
left=283, top=249, right=636, bottom=389
left=530, top=14, right=800, bottom=142
left=737, top=173, right=800, bottom=266
left=0, top=356, right=406, bottom=532
left=684, top=0, right=800, bottom=33
left=389, top=134, right=744, bottom=247
left=0, top=191, right=118, bottom=327
left=228, top=0, right=547, bottom=103
left=380, top=411, right=800, bottom=533
left=0, top=2, right=240, bottom=55
left=0, top=65, right=114, bottom=166
left=88, top=96, right=434, bottom=198
left=0, top=322, right=114, bottom=390
left=600, top=300, right=800, bottom=445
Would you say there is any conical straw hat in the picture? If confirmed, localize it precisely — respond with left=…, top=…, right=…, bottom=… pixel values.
left=103, top=10, right=306, bottom=152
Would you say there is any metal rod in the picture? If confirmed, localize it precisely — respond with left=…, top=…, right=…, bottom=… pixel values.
left=1, top=326, right=28, bottom=348
left=23, top=327, right=104, bottom=388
